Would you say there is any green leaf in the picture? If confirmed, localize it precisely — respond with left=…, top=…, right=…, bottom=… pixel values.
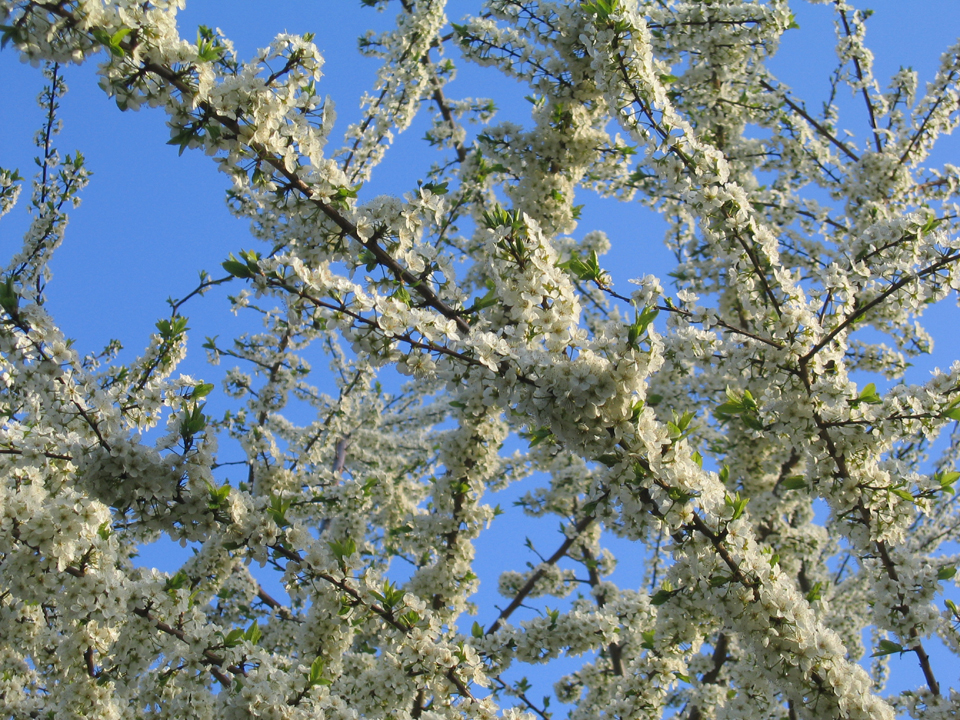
left=920, top=216, right=943, bottom=235
left=223, top=628, right=245, bottom=648
left=581, top=0, right=621, bottom=21
left=398, top=610, right=420, bottom=628
left=851, top=382, right=882, bottom=406
left=164, top=570, right=189, bottom=594
left=580, top=499, right=600, bottom=517
left=166, top=127, right=197, bottom=156
left=715, top=403, right=743, bottom=420
left=222, top=249, right=261, bottom=280
left=0, top=276, right=19, bottom=316
left=191, top=382, right=215, bottom=399
left=421, top=181, right=448, bottom=195
left=391, top=285, right=412, bottom=307
left=650, top=588, right=678, bottom=606
left=667, top=487, right=693, bottom=504
left=92, top=27, right=126, bottom=55
left=937, top=566, right=957, bottom=581
left=308, top=656, right=325, bottom=686
left=222, top=257, right=253, bottom=279
left=472, top=621, right=484, bottom=638
left=0, top=24, right=24, bottom=50
left=890, top=487, right=915, bottom=503
left=715, top=402, right=740, bottom=418
left=331, top=183, right=361, bottom=210
left=627, top=306, right=659, bottom=346
left=180, top=405, right=207, bottom=440
left=936, top=470, right=960, bottom=492
left=267, top=494, right=292, bottom=528
left=557, top=249, right=607, bottom=284
left=156, top=316, right=189, bottom=341
left=244, top=620, right=262, bottom=645
left=196, top=26, right=223, bottom=62
left=545, top=607, right=560, bottom=628
left=524, top=427, right=554, bottom=448
left=871, top=639, right=904, bottom=657
left=198, top=45, right=223, bottom=62
left=782, top=476, right=808, bottom=491
left=110, top=27, right=132, bottom=46
left=205, top=480, right=231, bottom=510
left=714, top=388, right=764, bottom=430
left=374, top=580, right=405, bottom=609
left=724, top=491, right=749, bottom=521
left=470, top=281, right=499, bottom=312
left=596, top=453, right=620, bottom=468
left=328, top=538, right=357, bottom=568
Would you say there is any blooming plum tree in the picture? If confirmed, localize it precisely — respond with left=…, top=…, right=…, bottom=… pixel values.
left=1, top=1, right=959, bottom=718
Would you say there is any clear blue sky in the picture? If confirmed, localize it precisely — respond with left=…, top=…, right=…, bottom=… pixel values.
left=2, top=0, right=959, bottom=712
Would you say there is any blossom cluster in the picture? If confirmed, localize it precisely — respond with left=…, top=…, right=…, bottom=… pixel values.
left=1, top=0, right=959, bottom=718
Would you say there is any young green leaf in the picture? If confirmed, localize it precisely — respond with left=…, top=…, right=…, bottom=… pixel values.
left=851, top=383, right=882, bottom=406
left=781, top=476, right=808, bottom=491
left=871, top=639, right=904, bottom=657
left=937, top=566, right=957, bottom=581
left=244, top=620, right=262, bottom=645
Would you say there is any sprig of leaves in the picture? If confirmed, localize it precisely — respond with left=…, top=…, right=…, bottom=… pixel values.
left=91, top=26, right=131, bottom=58
left=557, top=249, right=609, bottom=286
left=714, top=388, right=764, bottom=431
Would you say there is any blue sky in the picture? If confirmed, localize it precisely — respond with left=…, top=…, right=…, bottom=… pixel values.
left=2, top=0, right=960, bottom=712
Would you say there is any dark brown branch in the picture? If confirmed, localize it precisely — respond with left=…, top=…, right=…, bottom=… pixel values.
left=581, top=545, right=623, bottom=676
left=837, top=6, right=882, bottom=153
left=598, top=285, right=785, bottom=349
left=796, top=365, right=942, bottom=696
left=759, top=80, right=860, bottom=162
left=131, top=605, right=247, bottom=688
left=486, top=513, right=595, bottom=635
left=84, top=646, right=97, bottom=678
left=896, top=57, right=960, bottom=169
left=686, top=633, right=730, bottom=720
left=802, top=252, right=960, bottom=363
left=0, top=448, right=73, bottom=461
left=493, top=675, right=552, bottom=720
